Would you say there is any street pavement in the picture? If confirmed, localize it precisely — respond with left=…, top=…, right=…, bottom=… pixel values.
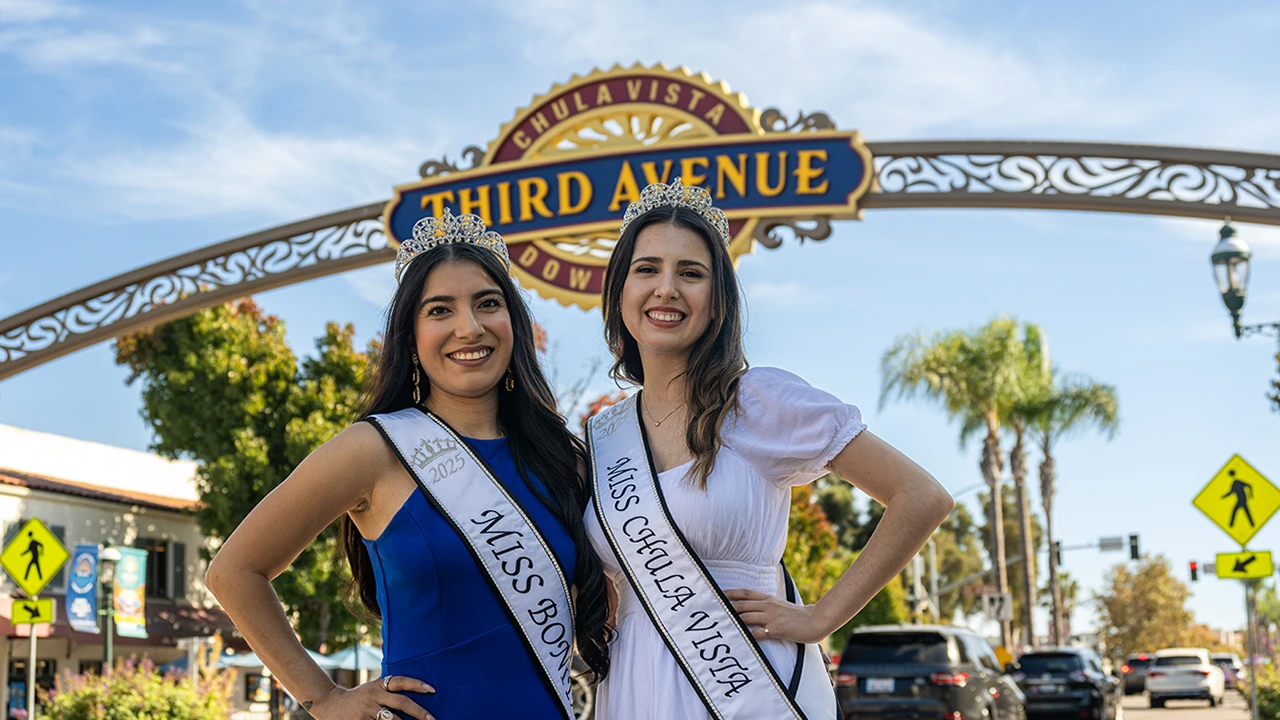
left=1122, top=690, right=1250, bottom=720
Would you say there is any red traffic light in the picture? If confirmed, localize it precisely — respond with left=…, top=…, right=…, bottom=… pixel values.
left=1189, top=561, right=1199, bottom=581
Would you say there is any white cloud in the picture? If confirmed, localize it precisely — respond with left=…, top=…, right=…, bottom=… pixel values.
left=0, top=0, right=75, bottom=23
left=743, top=281, right=827, bottom=308
left=2, top=25, right=165, bottom=67
left=344, top=264, right=396, bottom=308
left=492, top=0, right=1151, bottom=139
left=1158, top=217, right=1280, bottom=261
left=64, top=106, right=422, bottom=222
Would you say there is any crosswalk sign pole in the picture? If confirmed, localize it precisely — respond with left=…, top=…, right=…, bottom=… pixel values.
left=1248, top=581, right=1260, bottom=720
left=27, top=606, right=36, bottom=717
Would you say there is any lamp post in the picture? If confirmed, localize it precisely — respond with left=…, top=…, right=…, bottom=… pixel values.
left=1211, top=218, right=1280, bottom=339
left=99, top=541, right=122, bottom=671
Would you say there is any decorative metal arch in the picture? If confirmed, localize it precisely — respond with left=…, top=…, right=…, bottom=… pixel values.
left=4, top=140, right=1280, bottom=381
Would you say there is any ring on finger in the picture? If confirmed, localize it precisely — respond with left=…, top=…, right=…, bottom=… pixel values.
left=382, top=675, right=394, bottom=692
left=763, top=627, right=770, bottom=637
left=376, top=708, right=395, bottom=720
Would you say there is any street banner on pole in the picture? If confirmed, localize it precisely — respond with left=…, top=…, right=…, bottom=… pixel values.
left=113, top=548, right=148, bottom=639
left=67, top=544, right=99, bottom=634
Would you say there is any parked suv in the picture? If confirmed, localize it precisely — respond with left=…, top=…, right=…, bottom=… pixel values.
left=836, top=625, right=1026, bottom=720
left=1210, top=652, right=1245, bottom=691
left=1120, top=653, right=1153, bottom=695
left=1011, top=647, right=1121, bottom=720
left=1147, top=648, right=1225, bottom=708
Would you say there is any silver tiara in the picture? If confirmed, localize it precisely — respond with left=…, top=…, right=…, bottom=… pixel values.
left=395, top=207, right=511, bottom=284
left=619, top=177, right=731, bottom=245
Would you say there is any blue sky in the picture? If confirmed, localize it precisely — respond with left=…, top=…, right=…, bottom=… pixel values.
left=3, top=0, right=1280, bottom=636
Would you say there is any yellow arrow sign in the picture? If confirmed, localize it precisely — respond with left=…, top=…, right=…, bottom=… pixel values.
left=10, top=598, right=55, bottom=626
left=0, top=518, right=69, bottom=599
left=1193, top=455, right=1280, bottom=547
left=1216, top=550, right=1275, bottom=580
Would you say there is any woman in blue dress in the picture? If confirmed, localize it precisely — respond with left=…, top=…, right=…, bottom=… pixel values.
left=207, top=210, right=611, bottom=720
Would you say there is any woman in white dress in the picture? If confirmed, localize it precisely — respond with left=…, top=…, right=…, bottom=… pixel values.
left=584, top=179, right=955, bottom=719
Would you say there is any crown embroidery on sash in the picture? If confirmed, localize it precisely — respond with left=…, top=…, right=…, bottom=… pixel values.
left=410, top=437, right=460, bottom=469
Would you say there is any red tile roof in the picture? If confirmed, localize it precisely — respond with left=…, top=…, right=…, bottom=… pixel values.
left=0, top=467, right=199, bottom=512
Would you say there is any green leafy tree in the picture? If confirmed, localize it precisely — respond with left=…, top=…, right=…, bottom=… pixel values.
left=813, top=474, right=861, bottom=550
left=784, top=484, right=906, bottom=653
left=114, top=300, right=373, bottom=649
left=1040, top=569, right=1080, bottom=637
left=881, top=317, right=1034, bottom=646
left=1093, top=555, right=1193, bottom=657
left=1021, top=374, right=1118, bottom=644
left=979, top=485, right=1042, bottom=645
left=934, top=503, right=986, bottom=621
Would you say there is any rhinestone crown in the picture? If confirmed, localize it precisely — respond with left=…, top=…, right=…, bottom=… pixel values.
left=395, top=207, right=511, bottom=284
left=619, top=177, right=731, bottom=245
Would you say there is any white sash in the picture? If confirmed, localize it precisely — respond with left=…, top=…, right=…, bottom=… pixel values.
left=588, top=395, right=822, bottom=720
left=369, top=408, right=574, bottom=720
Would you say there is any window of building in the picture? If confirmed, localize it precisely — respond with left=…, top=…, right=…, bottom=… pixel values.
left=134, top=537, right=168, bottom=599
left=131, top=538, right=187, bottom=601
left=78, top=660, right=103, bottom=676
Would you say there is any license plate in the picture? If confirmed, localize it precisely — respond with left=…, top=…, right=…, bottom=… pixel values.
left=866, top=678, right=895, bottom=694
left=1032, top=684, right=1063, bottom=694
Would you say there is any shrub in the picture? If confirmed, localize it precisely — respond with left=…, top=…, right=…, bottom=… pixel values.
left=40, top=656, right=236, bottom=720
left=1247, top=662, right=1280, bottom=720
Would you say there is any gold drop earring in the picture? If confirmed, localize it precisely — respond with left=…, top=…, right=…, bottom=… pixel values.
left=412, top=353, right=422, bottom=404
left=504, top=370, right=515, bottom=392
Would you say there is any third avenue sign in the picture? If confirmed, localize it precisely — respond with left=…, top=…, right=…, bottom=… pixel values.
left=385, top=64, right=873, bottom=308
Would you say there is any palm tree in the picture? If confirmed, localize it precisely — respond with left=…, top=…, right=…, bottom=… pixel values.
left=1025, top=375, right=1119, bottom=644
left=1005, top=323, right=1050, bottom=648
left=882, top=317, right=1031, bottom=648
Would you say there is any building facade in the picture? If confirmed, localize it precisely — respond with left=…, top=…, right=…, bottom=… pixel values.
left=0, top=424, right=237, bottom=715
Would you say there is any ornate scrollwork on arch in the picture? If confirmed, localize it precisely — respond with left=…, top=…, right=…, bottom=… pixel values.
left=752, top=217, right=834, bottom=249
left=759, top=108, right=837, bottom=133
left=419, top=146, right=485, bottom=179
left=864, top=141, right=1280, bottom=225
left=753, top=109, right=839, bottom=248
left=0, top=204, right=391, bottom=380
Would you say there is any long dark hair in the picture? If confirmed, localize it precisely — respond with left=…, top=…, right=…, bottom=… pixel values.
left=601, top=206, right=747, bottom=488
left=342, top=242, right=611, bottom=679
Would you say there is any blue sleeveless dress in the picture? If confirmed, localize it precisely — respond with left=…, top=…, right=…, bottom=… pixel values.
left=363, top=434, right=577, bottom=719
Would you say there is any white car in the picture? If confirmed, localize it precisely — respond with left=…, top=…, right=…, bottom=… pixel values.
left=1146, top=648, right=1225, bottom=708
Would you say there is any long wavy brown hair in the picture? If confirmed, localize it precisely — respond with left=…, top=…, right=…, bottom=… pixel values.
left=601, top=206, right=747, bottom=488
left=343, top=242, right=612, bottom=679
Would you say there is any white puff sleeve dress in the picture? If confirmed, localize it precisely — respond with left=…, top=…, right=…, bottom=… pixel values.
left=585, top=367, right=867, bottom=719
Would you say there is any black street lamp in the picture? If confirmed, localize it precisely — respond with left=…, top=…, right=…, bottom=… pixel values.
left=99, top=541, right=122, bottom=671
left=1211, top=218, right=1280, bottom=339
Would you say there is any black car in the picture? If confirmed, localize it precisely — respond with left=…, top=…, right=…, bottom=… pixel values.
left=1011, top=648, right=1121, bottom=720
left=1121, top=653, right=1153, bottom=695
left=837, top=625, right=1026, bottom=720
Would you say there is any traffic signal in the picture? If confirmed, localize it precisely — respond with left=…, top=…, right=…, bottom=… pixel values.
left=1129, top=534, right=1140, bottom=561
left=1189, top=561, right=1199, bottom=582
left=1053, top=541, right=1062, bottom=566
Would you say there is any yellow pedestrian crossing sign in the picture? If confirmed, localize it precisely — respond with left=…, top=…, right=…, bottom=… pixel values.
left=0, top=518, right=69, bottom=599
left=1216, top=550, right=1275, bottom=580
left=1193, top=455, right=1280, bottom=547
left=10, top=598, right=55, bottom=626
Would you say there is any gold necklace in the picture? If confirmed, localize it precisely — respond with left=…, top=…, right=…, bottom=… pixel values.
left=643, top=394, right=686, bottom=427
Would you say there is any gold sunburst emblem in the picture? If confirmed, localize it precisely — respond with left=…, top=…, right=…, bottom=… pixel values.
left=483, top=63, right=765, bottom=309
